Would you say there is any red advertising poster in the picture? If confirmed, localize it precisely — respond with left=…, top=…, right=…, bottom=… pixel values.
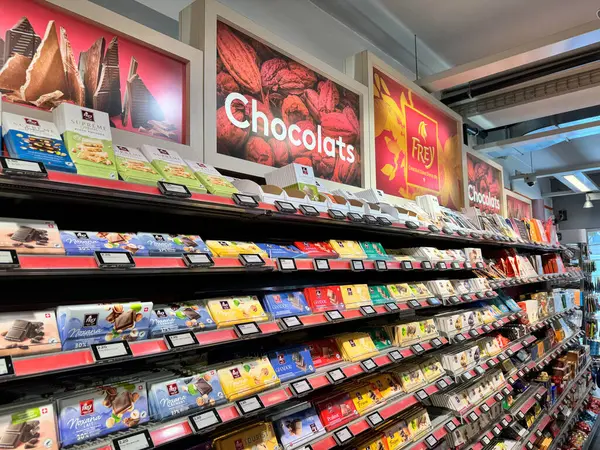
left=506, top=190, right=532, bottom=219
left=373, top=67, right=462, bottom=208
left=0, top=0, right=186, bottom=143
left=466, top=152, right=503, bottom=214
left=216, top=21, right=362, bottom=186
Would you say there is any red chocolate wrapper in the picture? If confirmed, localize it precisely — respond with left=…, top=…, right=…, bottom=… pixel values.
left=304, top=285, right=344, bottom=313
left=315, top=392, right=359, bottom=431
left=307, top=338, right=342, bottom=368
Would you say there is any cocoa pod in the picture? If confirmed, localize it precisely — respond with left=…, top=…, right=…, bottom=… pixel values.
left=288, top=120, right=315, bottom=160
left=245, top=136, right=274, bottom=166
left=276, top=68, right=305, bottom=95
left=216, top=104, right=249, bottom=156
left=312, top=150, right=336, bottom=178
left=288, top=61, right=317, bottom=88
left=269, top=138, right=290, bottom=167
left=340, top=87, right=359, bottom=109
left=216, top=56, right=224, bottom=73
left=242, top=95, right=273, bottom=136
left=318, top=80, right=339, bottom=114
left=217, top=22, right=261, bottom=94
left=343, top=105, right=360, bottom=137
left=261, top=58, right=288, bottom=90
left=281, top=95, right=309, bottom=126
left=321, top=111, right=357, bottom=144
left=216, top=72, right=239, bottom=107
left=333, top=150, right=360, bottom=186
left=293, top=156, right=313, bottom=166
left=304, top=89, right=320, bottom=121
left=251, top=39, right=277, bottom=62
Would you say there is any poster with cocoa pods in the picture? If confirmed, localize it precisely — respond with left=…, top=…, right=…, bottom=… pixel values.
left=466, top=151, right=504, bottom=214
left=505, top=189, right=532, bottom=219
left=372, top=66, right=463, bottom=208
left=0, top=0, right=186, bottom=143
left=216, top=20, right=362, bottom=186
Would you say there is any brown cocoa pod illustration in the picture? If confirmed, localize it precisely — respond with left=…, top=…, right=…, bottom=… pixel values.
left=245, top=136, right=274, bottom=166
left=287, top=61, right=317, bottom=89
left=217, top=22, right=261, bottom=94
left=216, top=103, right=249, bottom=155
left=304, top=89, right=320, bottom=121
left=333, top=150, right=361, bottom=186
left=276, top=68, right=305, bottom=95
left=261, top=58, right=288, bottom=91
left=216, top=56, right=224, bottom=73
left=288, top=120, right=315, bottom=160
left=318, top=80, right=339, bottom=114
left=269, top=138, right=290, bottom=167
left=251, top=39, right=278, bottom=62
left=216, top=72, right=239, bottom=107
left=293, top=156, right=313, bottom=166
left=281, top=95, right=309, bottom=126
left=313, top=150, right=337, bottom=178
left=321, top=111, right=357, bottom=144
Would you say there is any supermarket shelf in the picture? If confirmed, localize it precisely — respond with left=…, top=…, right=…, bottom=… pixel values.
left=0, top=170, right=564, bottom=252
left=404, top=414, right=462, bottom=450
left=467, top=414, right=514, bottom=450
left=582, top=414, right=600, bottom=450
left=509, top=385, right=547, bottom=421
left=440, top=313, right=518, bottom=344
left=548, top=360, right=593, bottom=419
left=488, top=272, right=577, bottom=290
left=524, top=307, right=577, bottom=334
left=520, top=413, right=553, bottom=449
left=452, top=381, right=515, bottom=425
left=547, top=383, right=594, bottom=450
left=440, top=289, right=499, bottom=307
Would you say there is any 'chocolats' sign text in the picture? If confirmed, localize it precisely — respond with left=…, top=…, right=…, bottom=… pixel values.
left=466, top=151, right=503, bottom=214
left=216, top=21, right=362, bottom=186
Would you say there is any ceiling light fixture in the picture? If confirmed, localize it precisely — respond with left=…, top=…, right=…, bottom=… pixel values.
left=584, top=194, right=594, bottom=208
left=564, top=174, right=592, bottom=192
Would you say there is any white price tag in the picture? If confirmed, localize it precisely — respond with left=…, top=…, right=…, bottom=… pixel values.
left=388, top=350, right=403, bottom=361
left=360, top=305, right=376, bottom=316
left=113, top=431, right=152, bottom=450
left=237, top=396, right=264, bottom=414
left=481, top=436, right=490, bottom=445
left=385, top=302, right=399, bottom=312
left=425, top=435, right=438, bottom=448
left=282, top=316, right=302, bottom=329
left=100, top=252, right=131, bottom=264
left=92, top=342, right=131, bottom=360
left=375, top=260, right=387, bottom=271
left=445, top=421, right=457, bottom=432
left=361, top=358, right=377, bottom=371
left=183, top=253, right=214, bottom=268
left=334, top=427, right=353, bottom=445
left=235, top=322, right=261, bottom=337
left=189, top=409, right=221, bottom=432
left=278, top=258, right=297, bottom=271
left=0, top=357, right=12, bottom=376
left=0, top=252, right=14, bottom=264
left=164, top=183, right=186, bottom=193
left=239, top=254, right=265, bottom=266
left=437, top=379, right=448, bottom=389
left=291, top=379, right=313, bottom=396
left=6, top=159, right=42, bottom=172
left=314, top=258, right=330, bottom=271
left=165, top=331, right=198, bottom=349
left=411, top=344, right=425, bottom=354
left=351, top=259, right=365, bottom=271
left=325, top=310, right=343, bottom=321
left=327, top=368, right=346, bottom=383
left=481, top=404, right=490, bottom=412
left=469, top=412, right=479, bottom=422
left=367, top=412, right=383, bottom=427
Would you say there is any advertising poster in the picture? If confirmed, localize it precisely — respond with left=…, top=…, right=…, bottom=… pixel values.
left=216, top=21, right=362, bottom=186
left=466, top=151, right=503, bottom=214
left=372, top=67, right=462, bottom=208
left=505, top=189, right=532, bottom=219
left=0, top=0, right=186, bottom=143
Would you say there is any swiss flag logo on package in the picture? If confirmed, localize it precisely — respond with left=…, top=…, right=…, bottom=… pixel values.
left=80, top=400, right=94, bottom=416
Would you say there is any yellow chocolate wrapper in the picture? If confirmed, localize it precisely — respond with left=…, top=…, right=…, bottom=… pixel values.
left=206, top=296, right=267, bottom=327
left=214, top=422, right=281, bottom=450
left=349, top=383, right=384, bottom=414
left=340, top=284, right=372, bottom=308
left=217, top=357, right=279, bottom=401
left=329, top=240, right=367, bottom=259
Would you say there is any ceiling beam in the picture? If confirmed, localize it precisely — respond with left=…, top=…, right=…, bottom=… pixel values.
left=511, top=162, right=600, bottom=180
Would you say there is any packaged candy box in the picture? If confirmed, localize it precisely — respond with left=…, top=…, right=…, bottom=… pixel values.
left=304, top=286, right=344, bottom=313
left=268, top=345, right=315, bottom=383
left=136, top=233, right=211, bottom=256
left=0, top=403, right=59, bottom=450
left=149, top=302, right=216, bottom=337
left=60, top=231, right=147, bottom=256
left=263, top=291, right=311, bottom=319
left=213, top=422, right=280, bottom=450
left=307, top=339, right=342, bottom=368
left=273, top=407, right=325, bottom=450
left=57, top=382, right=149, bottom=446
left=315, top=392, right=359, bottom=431
left=293, top=241, right=338, bottom=258
left=205, top=296, right=268, bottom=328
left=0, top=218, right=64, bottom=255
left=0, top=311, right=61, bottom=357
left=217, top=357, right=279, bottom=402
left=57, top=302, right=153, bottom=350
left=140, top=145, right=204, bottom=192
left=114, top=145, right=162, bottom=186
left=256, top=243, right=305, bottom=259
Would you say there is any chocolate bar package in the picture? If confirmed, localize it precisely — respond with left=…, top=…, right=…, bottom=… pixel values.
left=205, top=296, right=268, bottom=328
left=307, top=339, right=342, bottom=368
left=140, top=145, right=205, bottom=193
left=0, top=403, right=59, bottom=450
left=53, top=103, right=117, bottom=179
left=292, top=241, right=338, bottom=258
left=303, top=286, right=345, bottom=313
left=263, top=291, right=311, bottom=319
left=114, top=145, right=163, bottom=186
left=0, top=311, right=61, bottom=357
left=136, top=233, right=211, bottom=256
left=368, top=285, right=393, bottom=305
left=359, top=242, right=391, bottom=260
left=217, top=357, right=279, bottom=402
left=268, top=345, right=315, bottom=383
left=0, top=218, right=64, bottom=255
left=273, top=406, right=325, bottom=450
left=256, top=243, right=305, bottom=259
left=57, top=381, right=149, bottom=446
left=315, top=392, right=359, bottom=431
left=148, top=369, right=225, bottom=420
left=57, top=301, right=153, bottom=350
left=186, top=161, right=238, bottom=197
left=213, top=422, right=280, bottom=450
left=60, top=231, right=148, bottom=256
left=149, top=302, right=216, bottom=338
left=2, top=113, right=76, bottom=173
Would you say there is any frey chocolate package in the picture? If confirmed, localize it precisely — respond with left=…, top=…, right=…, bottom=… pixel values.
left=307, top=339, right=342, bottom=368
left=57, top=301, right=152, bottom=350
left=149, top=302, right=216, bottom=338
left=205, top=296, right=268, bottom=328
left=217, top=357, right=279, bottom=402
left=268, top=345, right=315, bottom=383
left=140, top=145, right=205, bottom=192
left=303, top=286, right=345, bottom=313
left=148, top=369, right=225, bottom=420
left=213, top=422, right=280, bottom=450
left=136, top=233, right=211, bottom=256
left=2, top=113, right=76, bottom=173
left=263, top=291, right=311, bottom=319
left=293, top=242, right=338, bottom=258
left=0, top=403, right=59, bottom=450
left=60, top=231, right=148, bottom=256
left=114, top=145, right=163, bottom=186
left=0, top=311, right=61, bottom=357
left=256, top=243, right=305, bottom=259
left=315, top=392, right=359, bottom=431
left=186, top=160, right=238, bottom=197
left=57, top=381, right=149, bottom=446
left=273, top=407, right=325, bottom=450
left=53, top=103, right=117, bottom=179
left=0, top=218, right=64, bottom=255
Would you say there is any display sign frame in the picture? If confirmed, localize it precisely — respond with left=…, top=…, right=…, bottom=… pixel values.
left=504, top=188, right=533, bottom=220
left=463, top=148, right=505, bottom=216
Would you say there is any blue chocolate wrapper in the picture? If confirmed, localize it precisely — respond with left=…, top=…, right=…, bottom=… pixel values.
left=274, top=407, right=325, bottom=450
left=148, top=370, right=225, bottom=420
left=263, top=291, right=311, bottom=318
left=256, top=243, right=306, bottom=258
left=60, top=231, right=148, bottom=256
left=268, top=345, right=315, bottom=383
left=4, top=129, right=76, bottom=173
left=136, top=233, right=212, bottom=256
left=149, top=303, right=216, bottom=337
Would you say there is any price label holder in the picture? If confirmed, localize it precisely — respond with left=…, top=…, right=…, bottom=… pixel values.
left=328, top=209, right=346, bottom=220
left=475, top=293, right=485, bottom=299
left=313, top=258, right=330, bottom=271
left=431, top=338, right=443, bottom=349
left=451, top=261, right=460, bottom=269
left=498, top=354, right=507, bottom=362
left=457, top=230, right=468, bottom=237
left=366, top=411, right=384, bottom=428
left=476, top=262, right=485, bottom=269
left=442, top=226, right=453, bottom=235
left=455, top=334, right=466, bottom=343
left=445, top=421, right=457, bottom=433
left=402, top=260, right=413, bottom=270
left=471, top=232, right=481, bottom=239
left=502, top=388, right=511, bottom=396
left=536, top=430, right=542, bottom=438
left=464, top=261, right=473, bottom=269
left=481, top=404, right=490, bottom=413
left=281, top=315, right=303, bottom=330
left=535, top=393, right=543, bottom=402
left=364, top=214, right=378, bottom=225
left=91, top=341, right=132, bottom=361
left=463, top=372, right=474, bottom=381
left=0, top=356, right=14, bottom=377
left=388, top=350, right=403, bottom=362
left=436, top=379, right=448, bottom=390
left=427, top=297, right=441, bottom=306
left=469, top=329, right=480, bottom=337
left=449, top=296, right=460, bottom=305
left=526, top=442, right=534, bottom=450
left=0, top=250, right=19, bottom=269
left=158, top=180, right=192, bottom=198
left=408, top=300, right=421, bottom=309
left=164, top=331, right=199, bottom=349
left=360, top=305, right=377, bottom=316
left=275, top=200, right=298, bottom=214
left=506, top=349, right=515, bottom=357
left=232, top=193, right=259, bottom=207
left=327, top=368, right=346, bottom=384
left=481, top=436, right=491, bottom=446
left=385, top=302, right=399, bottom=312
left=189, top=408, right=222, bottom=433
left=523, top=367, right=530, bottom=374
left=486, top=291, right=495, bottom=298
left=424, top=434, right=438, bottom=449
left=469, top=412, right=479, bottom=422
left=299, top=204, right=319, bottom=216
left=487, top=359, right=496, bottom=368
left=347, top=212, right=364, bottom=222
left=325, top=310, right=344, bottom=322
left=437, top=262, right=447, bottom=270
left=277, top=258, right=297, bottom=272
left=411, top=344, right=425, bottom=355
left=351, top=259, right=365, bottom=271
left=474, top=366, right=486, bottom=376
left=0, top=157, right=47, bottom=178
left=333, top=427, right=354, bottom=446
left=415, top=389, right=429, bottom=401
left=113, top=430, right=153, bottom=450
left=94, top=251, right=135, bottom=269
left=290, top=378, right=313, bottom=396
left=239, top=253, right=266, bottom=267
left=501, top=419, right=509, bottom=427
left=482, top=325, right=492, bottom=333
left=516, top=411, right=525, bottom=420
left=428, top=225, right=440, bottom=233
left=236, top=395, right=264, bottom=415
left=234, top=322, right=262, bottom=337
left=375, top=260, right=388, bottom=271
left=421, top=260, right=433, bottom=270
left=183, top=252, right=214, bottom=268
left=361, top=358, right=377, bottom=371
left=405, top=220, right=419, bottom=229
left=495, top=393, right=504, bottom=402
left=377, top=217, right=392, bottom=226
left=517, top=370, right=525, bottom=378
